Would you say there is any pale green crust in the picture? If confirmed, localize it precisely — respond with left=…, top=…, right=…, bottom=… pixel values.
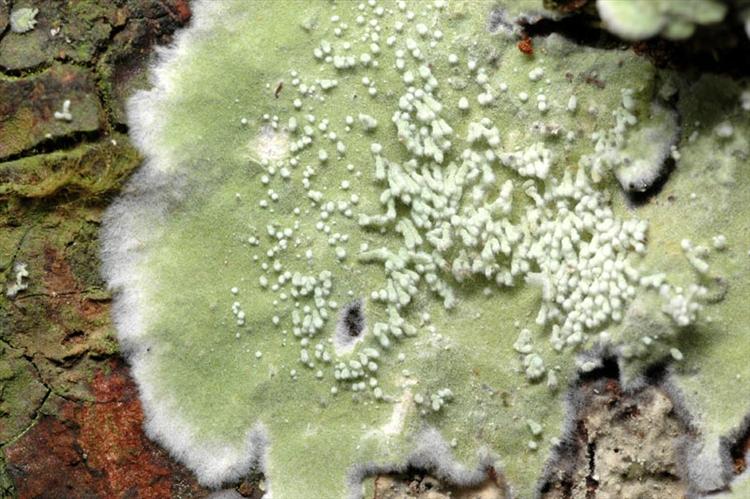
left=103, top=0, right=750, bottom=497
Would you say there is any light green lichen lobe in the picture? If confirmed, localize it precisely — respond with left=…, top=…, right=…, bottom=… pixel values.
left=113, top=0, right=750, bottom=497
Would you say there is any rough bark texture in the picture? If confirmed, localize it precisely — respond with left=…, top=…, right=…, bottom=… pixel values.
left=0, top=1, right=211, bottom=497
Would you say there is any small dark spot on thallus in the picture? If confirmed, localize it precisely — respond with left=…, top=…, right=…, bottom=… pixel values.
left=341, top=300, right=365, bottom=337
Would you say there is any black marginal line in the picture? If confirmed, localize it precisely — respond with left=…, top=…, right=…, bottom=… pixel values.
left=0, top=387, right=51, bottom=448
left=0, top=57, right=111, bottom=79
left=91, top=16, right=132, bottom=133
left=12, top=289, right=82, bottom=301
left=1, top=220, right=34, bottom=277
left=21, top=347, right=99, bottom=406
left=521, top=8, right=750, bottom=486
left=0, top=129, right=106, bottom=164
left=0, top=339, right=53, bottom=447
left=0, top=61, right=51, bottom=78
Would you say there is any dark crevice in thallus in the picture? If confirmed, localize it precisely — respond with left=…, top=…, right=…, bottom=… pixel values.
left=519, top=5, right=750, bottom=78
left=624, top=157, right=677, bottom=207
left=0, top=129, right=105, bottom=164
left=641, top=359, right=672, bottom=384
left=578, top=356, right=620, bottom=383
left=341, top=300, right=365, bottom=338
left=623, top=81, right=682, bottom=207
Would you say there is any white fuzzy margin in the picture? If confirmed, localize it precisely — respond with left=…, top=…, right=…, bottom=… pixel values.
left=101, top=0, right=271, bottom=492
left=102, top=0, right=750, bottom=496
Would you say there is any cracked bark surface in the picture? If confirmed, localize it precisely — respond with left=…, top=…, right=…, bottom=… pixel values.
left=0, top=1, right=209, bottom=497
left=1, top=1, right=748, bottom=498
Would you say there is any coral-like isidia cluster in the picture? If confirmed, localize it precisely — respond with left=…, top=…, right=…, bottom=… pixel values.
left=102, top=0, right=750, bottom=497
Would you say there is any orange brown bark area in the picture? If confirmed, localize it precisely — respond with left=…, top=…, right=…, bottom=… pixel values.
left=5, top=359, right=210, bottom=499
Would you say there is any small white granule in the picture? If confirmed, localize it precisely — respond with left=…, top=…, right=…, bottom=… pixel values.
left=715, top=121, right=734, bottom=138
left=528, top=67, right=544, bottom=81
